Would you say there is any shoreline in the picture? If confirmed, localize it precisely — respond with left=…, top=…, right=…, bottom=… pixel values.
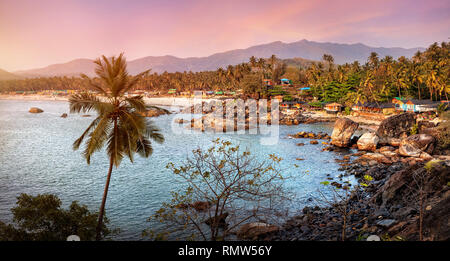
left=0, top=94, right=383, bottom=128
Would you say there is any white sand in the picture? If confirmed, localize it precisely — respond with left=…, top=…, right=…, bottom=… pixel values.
left=0, top=94, right=218, bottom=108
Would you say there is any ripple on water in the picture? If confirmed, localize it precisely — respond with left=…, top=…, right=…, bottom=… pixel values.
left=0, top=100, right=355, bottom=240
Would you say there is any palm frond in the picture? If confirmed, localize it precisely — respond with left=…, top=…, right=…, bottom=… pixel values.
left=136, top=136, right=154, bottom=158
left=80, top=74, right=108, bottom=95
left=144, top=120, right=164, bottom=144
left=83, top=116, right=111, bottom=164
left=73, top=116, right=102, bottom=150
left=125, top=95, right=147, bottom=112
left=69, top=92, right=113, bottom=114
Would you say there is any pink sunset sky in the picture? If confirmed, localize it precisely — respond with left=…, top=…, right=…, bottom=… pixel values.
left=0, top=0, right=449, bottom=71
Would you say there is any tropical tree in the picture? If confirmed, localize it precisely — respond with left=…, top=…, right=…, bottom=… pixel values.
left=69, top=53, right=164, bottom=240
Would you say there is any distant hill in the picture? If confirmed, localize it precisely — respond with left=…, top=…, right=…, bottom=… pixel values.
left=14, top=39, right=425, bottom=78
left=0, top=68, right=22, bottom=81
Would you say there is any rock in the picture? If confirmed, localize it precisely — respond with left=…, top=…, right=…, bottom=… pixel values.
left=376, top=113, right=416, bottom=144
left=237, top=222, right=279, bottom=240
left=380, top=150, right=398, bottom=157
left=174, top=118, right=188, bottom=124
left=204, top=213, right=228, bottom=228
left=361, top=153, right=392, bottom=164
left=330, top=118, right=359, bottom=147
left=310, top=140, right=318, bottom=144
left=29, top=107, right=43, bottom=113
left=379, top=146, right=395, bottom=153
left=398, top=134, right=436, bottom=157
left=141, top=108, right=170, bottom=117
left=60, top=113, right=68, bottom=118
left=388, top=138, right=402, bottom=147
left=376, top=219, right=397, bottom=228
left=366, top=235, right=381, bottom=241
left=190, top=201, right=210, bottom=212
left=81, top=115, right=91, bottom=117
left=357, top=132, right=379, bottom=152
left=296, top=143, right=305, bottom=146
left=423, top=190, right=450, bottom=241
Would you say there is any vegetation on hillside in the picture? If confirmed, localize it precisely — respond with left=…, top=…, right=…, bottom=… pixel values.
left=0, top=42, right=448, bottom=104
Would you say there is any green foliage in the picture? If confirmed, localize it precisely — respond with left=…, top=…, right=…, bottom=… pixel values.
left=308, top=101, right=323, bottom=108
left=410, top=123, right=419, bottom=135
left=437, top=111, right=450, bottom=150
left=344, top=107, right=351, bottom=116
left=0, top=194, right=114, bottom=241
left=437, top=103, right=448, bottom=116
left=424, top=159, right=442, bottom=172
left=240, top=73, right=263, bottom=96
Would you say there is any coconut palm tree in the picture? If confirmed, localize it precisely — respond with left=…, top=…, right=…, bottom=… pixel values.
left=69, top=53, right=164, bottom=240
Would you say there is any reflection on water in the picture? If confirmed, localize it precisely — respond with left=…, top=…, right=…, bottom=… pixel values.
left=0, top=100, right=355, bottom=240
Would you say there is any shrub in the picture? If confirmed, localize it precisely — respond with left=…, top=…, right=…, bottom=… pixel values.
left=0, top=194, right=114, bottom=241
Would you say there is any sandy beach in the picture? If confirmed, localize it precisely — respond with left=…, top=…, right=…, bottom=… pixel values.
left=0, top=94, right=217, bottom=107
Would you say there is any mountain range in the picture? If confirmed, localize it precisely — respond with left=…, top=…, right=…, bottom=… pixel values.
left=3, top=39, right=425, bottom=79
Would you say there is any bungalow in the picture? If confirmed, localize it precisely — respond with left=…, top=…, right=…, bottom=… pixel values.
left=168, top=89, right=177, bottom=94
left=263, top=79, right=273, bottom=87
left=352, top=102, right=395, bottom=114
left=399, top=99, right=442, bottom=113
left=280, top=78, right=292, bottom=86
left=324, top=102, right=343, bottom=113
left=273, top=95, right=284, bottom=102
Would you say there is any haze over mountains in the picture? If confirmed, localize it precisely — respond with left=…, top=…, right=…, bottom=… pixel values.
left=7, top=39, right=425, bottom=79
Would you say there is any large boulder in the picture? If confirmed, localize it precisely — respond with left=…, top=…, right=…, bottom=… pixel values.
left=330, top=118, right=359, bottom=147
left=376, top=113, right=416, bottom=144
left=237, top=222, right=279, bottom=240
left=357, top=132, right=379, bottom=152
left=29, top=107, right=43, bottom=113
left=398, top=134, right=436, bottom=157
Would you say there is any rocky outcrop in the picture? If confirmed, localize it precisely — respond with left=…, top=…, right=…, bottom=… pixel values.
left=398, top=134, right=436, bottom=157
left=60, top=113, right=68, bottom=118
left=357, top=132, right=379, bottom=152
left=360, top=153, right=392, bottom=164
left=141, top=108, right=170, bottom=117
left=330, top=118, right=359, bottom=147
left=237, top=222, right=279, bottom=240
left=290, top=131, right=331, bottom=140
left=174, top=118, right=188, bottom=124
left=204, top=213, right=228, bottom=228
left=190, top=201, right=210, bottom=212
left=376, top=113, right=416, bottom=144
left=29, top=107, right=43, bottom=113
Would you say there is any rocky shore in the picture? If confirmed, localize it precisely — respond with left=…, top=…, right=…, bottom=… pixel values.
left=258, top=112, right=449, bottom=241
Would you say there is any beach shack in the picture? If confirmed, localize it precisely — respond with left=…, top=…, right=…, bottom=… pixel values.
left=273, top=95, right=284, bottom=102
left=263, top=79, right=273, bottom=87
left=404, top=100, right=441, bottom=112
left=280, top=78, right=292, bottom=86
left=168, top=89, right=177, bottom=95
left=324, top=102, right=343, bottom=113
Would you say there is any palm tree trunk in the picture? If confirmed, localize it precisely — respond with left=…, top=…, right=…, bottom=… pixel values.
left=96, top=154, right=114, bottom=240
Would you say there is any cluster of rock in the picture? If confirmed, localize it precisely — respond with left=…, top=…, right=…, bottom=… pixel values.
left=269, top=159, right=450, bottom=241
left=181, top=101, right=331, bottom=131
left=177, top=200, right=280, bottom=240
left=327, top=113, right=441, bottom=163
left=140, top=108, right=171, bottom=117
left=266, top=112, right=448, bottom=241
left=289, top=131, right=331, bottom=141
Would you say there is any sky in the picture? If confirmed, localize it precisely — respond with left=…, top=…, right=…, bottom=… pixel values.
left=0, top=0, right=449, bottom=71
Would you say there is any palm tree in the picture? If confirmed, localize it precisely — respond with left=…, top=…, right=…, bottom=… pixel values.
left=69, top=53, right=164, bottom=240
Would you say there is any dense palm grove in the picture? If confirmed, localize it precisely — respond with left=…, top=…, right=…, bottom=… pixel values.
left=1, top=42, right=448, bottom=105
